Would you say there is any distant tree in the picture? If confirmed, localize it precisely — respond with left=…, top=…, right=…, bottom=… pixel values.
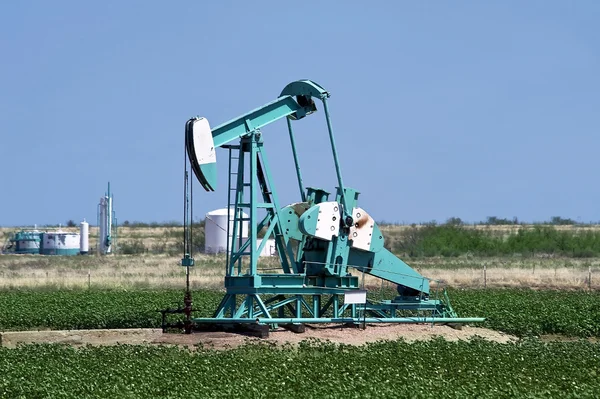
left=123, top=220, right=130, bottom=227
left=549, top=216, right=576, bottom=225
left=484, top=216, right=517, bottom=225
left=445, top=217, right=463, bottom=226
left=66, top=220, right=76, bottom=227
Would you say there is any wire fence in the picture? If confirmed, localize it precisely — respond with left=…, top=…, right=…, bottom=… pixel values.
left=1, top=264, right=596, bottom=291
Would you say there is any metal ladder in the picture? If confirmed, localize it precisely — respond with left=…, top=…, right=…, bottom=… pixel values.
left=224, top=144, right=249, bottom=275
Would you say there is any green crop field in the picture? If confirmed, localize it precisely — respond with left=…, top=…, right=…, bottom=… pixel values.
left=1, top=288, right=599, bottom=338
left=1, top=288, right=598, bottom=397
left=3, top=222, right=600, bottom=397
left=1, top=339, right=599, bottom=398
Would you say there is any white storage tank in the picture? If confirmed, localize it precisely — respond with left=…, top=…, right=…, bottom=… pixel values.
left=205, top=208, right=249, bottom=254
left=257, top=238, right=277, bottom=257
left=80, top=220, right=89, bottom=254
left=40, top=231, right=80, bottom=255
left=13, top=230, right=42, bottom=254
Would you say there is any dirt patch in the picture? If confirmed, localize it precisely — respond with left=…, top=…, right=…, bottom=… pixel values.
left=0, top=329, right=164, bottom=348
left=1, top=324, right=515, bottom=349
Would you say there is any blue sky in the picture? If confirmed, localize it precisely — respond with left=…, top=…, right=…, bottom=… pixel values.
left=1, top=1, right=599, bottom=226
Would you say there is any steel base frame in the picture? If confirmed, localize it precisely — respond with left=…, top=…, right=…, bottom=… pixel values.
left=191, top=279, right=484, bottom=327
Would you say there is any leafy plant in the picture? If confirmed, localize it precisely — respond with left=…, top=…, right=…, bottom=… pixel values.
left=1, top=289, right=599, bottom=338
left=0, top=339, right=599, bottom=398
left=388, top=224, right=600, bottom=258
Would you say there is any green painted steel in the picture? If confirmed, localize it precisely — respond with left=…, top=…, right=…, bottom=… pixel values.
left=185, top=79, right=484, bottom=328
left=192, top=317, right=486, bottom=325
left=297, top=205, right=321, bottom=237
left=322, top=96, right=351, bottom=221
left=279, top=80, right=329, bottom=100
left=39, top=248, right=79, bottom=256
left=286, top=118, right=306, bottom=202
left=12, top=231, right=42, bottom=254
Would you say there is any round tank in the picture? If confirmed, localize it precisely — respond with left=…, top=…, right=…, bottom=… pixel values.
left=205, top=208, right=249, bottom=254
left=80, top=220, right=89, bottom=254
left=40, top=231, right=80, bottom=256
left=14, top=231, right=41, bottom=254
left=257, top=238, right=277, bottom=257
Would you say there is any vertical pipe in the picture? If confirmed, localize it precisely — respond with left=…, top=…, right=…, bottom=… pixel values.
left=183, top=172, right=189, bottom=256
left=183, top=142, right=188, bottom=257
left=321, top=97, right=349, bottom=215
left=296, top=296, right=302, bottom=318
left=256, top=143, right=294, bottom=273
left=185, top=204, right=190, bottom=296
left=107, top=182, right=112, bottom=254
left=247, top=296, right=254, bottom=319
left=97, top=203, right=101, bottom=254
left=190, top=162, right=193, bottom=257
left=183, top=138, right=192, bottom=295
left=333, top=295, right=339, bottom=318
left=99, top=199, right=107, bottom=254
left=249, top=134, right=258, bottom=275
left=286, top=118, right=306, bottom=202
left=226, top=147, right=233, bottom=273
left=234, top=147, right=245, bottom=276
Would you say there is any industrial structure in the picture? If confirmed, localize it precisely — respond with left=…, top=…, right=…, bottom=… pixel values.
left=8, top=230, right=41, bottom=254
left=167, top=80, right=484, bottom=334
left=204, top=208, right=249, bottom=254
left=204, top=208, right=275, bottom=257
left=97, top=182, right=117, bottom=255
left=39, top=231, right=80, bottom=255
left=80, top=220, right=89, bottom=254
left=1, top=184, right=114, bottom=256
left=2, top=223, right=89, bottom=256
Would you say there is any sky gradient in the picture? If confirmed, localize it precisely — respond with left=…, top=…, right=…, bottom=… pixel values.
left=1, top=1, right=599, bottom=226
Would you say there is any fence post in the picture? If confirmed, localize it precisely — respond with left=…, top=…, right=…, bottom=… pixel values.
left=483, top=264, right=487, bottom=289
left=361, top=270, right=365, bottom=289
left=589, top=265, right=592, bottom=290
left=88, top=270, right=91, bottom=289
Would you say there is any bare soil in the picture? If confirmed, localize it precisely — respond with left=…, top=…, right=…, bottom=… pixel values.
left=0, top=324, right=515, bottom=350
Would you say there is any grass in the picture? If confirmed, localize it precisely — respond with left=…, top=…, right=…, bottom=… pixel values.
left=0, top=254, right=279, bottom=290
left=2, top=223, right=600, bottom=290
left=7, top=222, right=600, bottom=257
left=0, top=253, right=598, bottom=291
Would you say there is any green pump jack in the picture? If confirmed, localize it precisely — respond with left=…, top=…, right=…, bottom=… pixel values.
left=164, top=80, right=484, bottom=337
